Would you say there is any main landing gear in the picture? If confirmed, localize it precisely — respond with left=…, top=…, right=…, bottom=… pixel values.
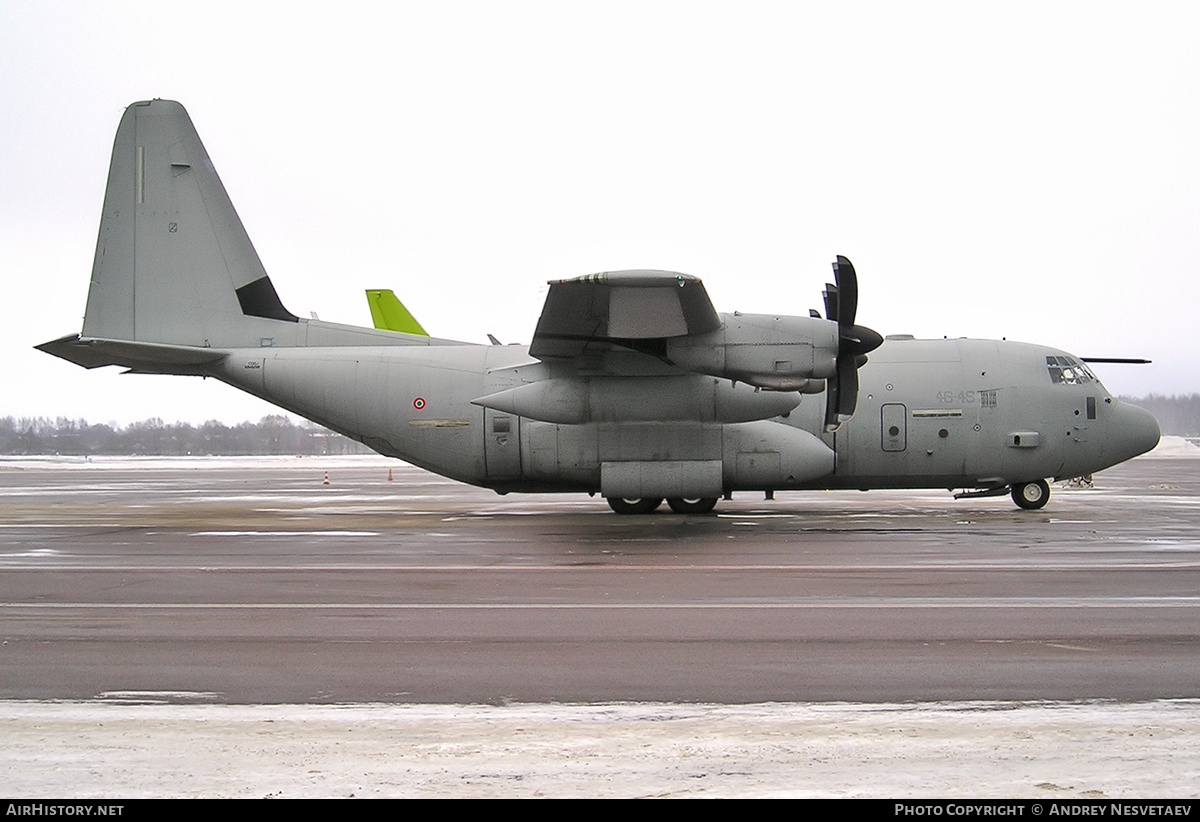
left=605, top=497, right=663, bottom=515
left=605, top=497, right=720, bottom=515
left=1011, top=479, right=1051, bottom=510
left=666, top=497, right=719, bottom=514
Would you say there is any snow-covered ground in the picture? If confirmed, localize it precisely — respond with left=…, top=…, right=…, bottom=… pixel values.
left=1148, top=435, right=1200, bottom=458
left=0, top=453, right=399, bottom=470
left=2, top=700, right=1198, bottom=798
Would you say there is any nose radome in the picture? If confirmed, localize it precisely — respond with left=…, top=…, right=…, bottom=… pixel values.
left=1109, top=401, right=1161, bottom=462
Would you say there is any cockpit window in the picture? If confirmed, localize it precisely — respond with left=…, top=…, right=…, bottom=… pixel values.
left=1046, top=356, right=1098, bottom=385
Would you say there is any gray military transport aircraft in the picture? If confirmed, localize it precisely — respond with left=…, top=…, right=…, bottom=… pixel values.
left=38, top=100, right=1161, bottom=514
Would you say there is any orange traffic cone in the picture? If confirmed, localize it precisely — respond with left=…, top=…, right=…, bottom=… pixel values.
left=323, top=471, right=330, bottom=486
left=387, top=468, right=394, bottom=482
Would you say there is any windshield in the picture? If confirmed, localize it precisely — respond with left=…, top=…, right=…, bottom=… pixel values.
left=1046, top=355, right=1099, bottom=386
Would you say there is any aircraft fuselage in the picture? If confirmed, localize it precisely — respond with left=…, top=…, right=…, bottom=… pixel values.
left=213, top=333, right=1159, bottom=499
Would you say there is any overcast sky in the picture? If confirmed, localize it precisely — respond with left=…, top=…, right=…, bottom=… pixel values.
left=3, top=1, right=1198, bottom=424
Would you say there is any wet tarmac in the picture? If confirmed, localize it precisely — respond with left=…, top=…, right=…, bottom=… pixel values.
left=1, top=454, right=1197, bottom=704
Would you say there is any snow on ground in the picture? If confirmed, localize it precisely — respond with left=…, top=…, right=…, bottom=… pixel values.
left=0, top=454, right=399, bottom=470
left=2, top=700, right=1198, bottom=798
left=1150, top=435, right=1200, bottom=458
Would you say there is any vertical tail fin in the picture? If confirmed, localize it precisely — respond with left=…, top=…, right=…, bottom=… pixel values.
left=82, top=99, right=299, bottom=348
left=365, top=289, right=428, bottom=335
left=39, top=100, right=442, bottom=372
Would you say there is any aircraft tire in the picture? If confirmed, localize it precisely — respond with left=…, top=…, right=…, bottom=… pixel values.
left=606, top=497, right=664, bottom=515
left=1011, top=479, right=1050, bottom=510
left=666, top=497, right=719, bottom=514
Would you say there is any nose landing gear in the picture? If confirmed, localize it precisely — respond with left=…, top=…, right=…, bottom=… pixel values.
left=1011, top=479, right=1051, bottom=510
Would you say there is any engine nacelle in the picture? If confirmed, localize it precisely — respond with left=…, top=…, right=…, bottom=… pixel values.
left=472, top=374, right=803, bottom=425
left=665, top=313, right=839, bottom=391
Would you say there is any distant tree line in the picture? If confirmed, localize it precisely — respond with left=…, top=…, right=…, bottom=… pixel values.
left=2, top=395, right=1197, bottom=455
left=1118, top=394, right=1200, bottom=438
left=0, top=415, right=373, bottom=456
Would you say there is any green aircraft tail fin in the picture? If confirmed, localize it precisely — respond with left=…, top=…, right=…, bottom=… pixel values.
left=366, top=289, right=428, bottom=335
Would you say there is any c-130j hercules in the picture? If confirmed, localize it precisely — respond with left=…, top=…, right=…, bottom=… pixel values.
left=38, top=100, right=1160, bottom=514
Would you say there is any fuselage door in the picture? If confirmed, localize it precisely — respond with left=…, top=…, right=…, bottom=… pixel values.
left=484, top=409, right=522, bottom=478
left=881, top=403, right=907, bottom=452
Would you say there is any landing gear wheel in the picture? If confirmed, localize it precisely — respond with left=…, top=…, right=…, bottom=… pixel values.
left=666, top=497, right=719, bottom=515
left=606, top=497, right=663, bottom=515
left=1011, top=479, right=1050, bottom=510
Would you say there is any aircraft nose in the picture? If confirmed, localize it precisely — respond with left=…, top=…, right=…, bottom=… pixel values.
left=1108, top=400, right=1161, bottom=462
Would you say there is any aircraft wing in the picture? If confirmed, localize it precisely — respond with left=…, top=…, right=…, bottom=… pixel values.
left=529, top=270, right=722, bottom=359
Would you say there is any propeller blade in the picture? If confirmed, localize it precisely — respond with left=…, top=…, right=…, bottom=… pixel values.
left=822, top=255, right=882, bottom=431
left=823, top=284, right=838, bottom=322
left=832, top=255, right=858, bottom=328
left=824, top=372, right=841, bottom=430
left=836, top=355, right=859, bottom=418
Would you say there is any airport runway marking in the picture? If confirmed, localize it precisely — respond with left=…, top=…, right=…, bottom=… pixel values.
left=188, top=531, right=381, bottom=537
left=3, top=562, right=1198, bottom=571
left=3, top=598, right=1199, bottom=609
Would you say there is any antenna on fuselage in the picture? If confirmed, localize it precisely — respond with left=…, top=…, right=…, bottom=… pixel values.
left=1081, top=358, right=1152, bottom=364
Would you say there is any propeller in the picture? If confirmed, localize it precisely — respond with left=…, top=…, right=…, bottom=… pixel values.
left=822, top=256, right=883, bottom=431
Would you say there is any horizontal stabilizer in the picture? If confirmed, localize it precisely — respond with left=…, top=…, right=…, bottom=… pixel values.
left=35, top=334, right=226, bottom=374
